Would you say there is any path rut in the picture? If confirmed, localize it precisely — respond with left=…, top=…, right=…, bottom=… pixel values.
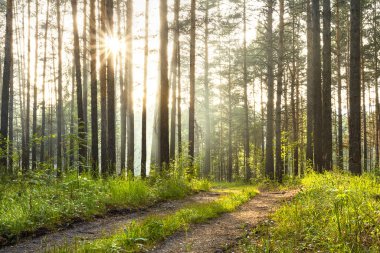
left=0, top=191, right=222, bottom=253
left=151, top=189, right=298, bottom=253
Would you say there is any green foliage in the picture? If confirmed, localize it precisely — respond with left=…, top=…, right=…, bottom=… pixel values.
left=238, top=172, right=380, bottom=252
left=59, top=186, right=258, bottom=252
left=0, top=172, right=209, bottom=246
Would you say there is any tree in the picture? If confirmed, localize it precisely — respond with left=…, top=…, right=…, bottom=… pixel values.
left=100, top=0, right=107, bottom=176
left=126, top=0, right=135, bottom=176
left=32, top=0, right=39, bottom=170
left=312, top=0, right=323, bottom=172
left=0, top=0, right=13, bottom=172
left=106, top=0, right=116, bottom=175
left=322, top=0, right=332, bottom=170
left=71, top=0, right=86, bottom=173
left=203, top=0, right=211, bottom=177
left=265, top=0, right=274, bottom=180
left=243, top=0, right=251, bottom=181
left=349, top=0, right=361, bottom=175
left=306, top=0, right=313, bottom=164
left=188, top=0, right=196, bottom=172
left=40, top=0, right=50, bottom=164
left=141, top=0, right=149, bottom=178
left=335, top=0, right=344, bottom=170
left=90, top=0, right=98, bottom=176
left=158, top=0, right=169, bottom=170
left=56, top=0, right=64, bottom=177
left=276, top=0, right=284, bottom=182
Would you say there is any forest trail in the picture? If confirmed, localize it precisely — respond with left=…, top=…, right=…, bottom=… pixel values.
left=0, top=191, right=223, bottom=253
left=151, top=189, right=298, bottom=253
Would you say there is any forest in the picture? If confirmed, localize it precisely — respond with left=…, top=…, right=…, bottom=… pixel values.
left=0, top=0, right=379, bottom=252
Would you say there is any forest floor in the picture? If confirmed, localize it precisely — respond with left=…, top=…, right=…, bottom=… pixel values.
left=0, top=191, right=223, bottom=253
left=0, top=187, right=298, bottom=253
left=150, top=189, right=298, bottom=253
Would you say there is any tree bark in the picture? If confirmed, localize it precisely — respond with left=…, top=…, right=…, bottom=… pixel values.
left=265, top=0, right=274, bottom=180
left=126, top=0, right=134, bottom=176
left=188, top=0, right=196, bottom=172
left=312, top=0, right=323, bottom=172
left=71, top=0, right=86, bottom=173
left=275, top=0, right=284, bottom=182
left=243, top=0, right=251, bottom=181
left=349, top=0, right=361, bottom=175
left=89, top=0, right=98, bottom=176
left=141, top=0, right=149, bottom=178
left=158, top=0, right=170, bottom=170
left=0, top=0, right=13, bottom=172
left=322, top=0, right=332, bottom=171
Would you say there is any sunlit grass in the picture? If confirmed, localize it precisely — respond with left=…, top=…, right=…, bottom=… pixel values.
left=0, top=172, right=210, bottom=246
left=238, top=171, right=380, bottom=252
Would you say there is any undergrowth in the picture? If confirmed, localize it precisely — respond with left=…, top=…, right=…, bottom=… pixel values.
left=54, top=185, right=258, bottom=252
left=238, top=171, right=380, bottom=252
left=0, top=172, right=210, bottom=246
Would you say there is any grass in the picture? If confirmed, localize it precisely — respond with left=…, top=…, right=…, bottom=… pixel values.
left=238, top=171, right=380, bottom=252
left=53, top=185, right=258, bottom=252
left=0, top=172, right=210, bottom=246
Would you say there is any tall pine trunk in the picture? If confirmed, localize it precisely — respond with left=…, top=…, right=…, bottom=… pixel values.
left=243, top=0, right=251, bottom=181
left=0, top=0, right=13, bottom=172
left=158, top=0, right=169, bottom=170
left=349, top=0, right=361, bottom=174
left=322, top=0, right=332, bottom=170
left=312, top=0, right=323, bottom=172
left=188, top=0, right=196, bottom=172
left=126, top=0, right=135, bottom=176
left=141, top=0, right=149, bottom=178
left=71, top=0, right=86, bottom=173
left=275, top=0, right=284, bottom=182
left=265, top=0, right=274, bottom=180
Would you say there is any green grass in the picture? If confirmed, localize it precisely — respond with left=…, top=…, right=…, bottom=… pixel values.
left=0, top=172, right=210, bottom=246
left=238, top=171, right=380, bottom=253
left=54, top=185, right=258, bottom=252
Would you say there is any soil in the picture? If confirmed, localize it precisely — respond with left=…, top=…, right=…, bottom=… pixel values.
left=0, top=191, right=223, bottom=253
left=150, top=189, right=299, bottom=253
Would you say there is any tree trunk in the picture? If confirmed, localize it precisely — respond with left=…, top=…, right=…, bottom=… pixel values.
left=188, top=0, right=196, bottom=172
left=203, top=0, right=211, bottom=177
left=0, top=0, right=13, bottom=172
left=40, top=0, right=49, bottom=164
left=243, top=0, right=251, bottom=181
left=71, top=0, right=86, bottom=173
left=306, top=0, right=314, bottom=166
left=374, top=0, right=379, bottom=168
left=336, top=0, right=343, bottom=169
left=83, top=0, right=88, bottom=156
left=312, top=0, right=323, bottom=172
left=322, top=0, right=332, bottom=171
left=275, top=0, right=284, bottom=182
left=56, top=0, right=64, bottom=177
left=31, top=0, right=39, bottom=170
left=349, top=0, right=361, bottom=175
left=126, top=0, right=134, bottom=176
left=100, top=0, right=108, bottom=176
left=265, top=0, right=274, bottom=180
left=141, top=0, right=149, bottom=178
left=89, top=0, right=98, bottom=176
left=227, top=48, right=233, bottom=182
left=158, top=0, right=169, bottom=170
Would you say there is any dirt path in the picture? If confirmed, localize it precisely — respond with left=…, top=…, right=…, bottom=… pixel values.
left=0, top=191, right=223, bottom=253
left=151, top=189, right=298, bottom=253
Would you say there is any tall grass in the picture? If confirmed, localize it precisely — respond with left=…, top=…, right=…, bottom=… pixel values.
left=0, top=172, right=210, bottom=246
left=239, top=171, right=380, bottom=252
